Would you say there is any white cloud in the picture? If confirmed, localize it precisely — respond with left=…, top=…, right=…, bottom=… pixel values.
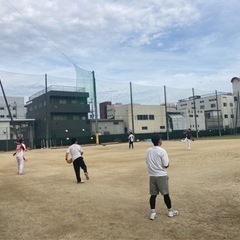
left=0, top=0, right=240, bottom=104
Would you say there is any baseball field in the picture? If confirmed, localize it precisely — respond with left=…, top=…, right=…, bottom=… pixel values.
left=0, top=138, right=239, bottom=240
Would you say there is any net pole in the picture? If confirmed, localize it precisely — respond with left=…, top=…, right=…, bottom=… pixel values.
left=45, top=74, right=49, bottom=148
left=192, top=88, right=199, bottom=138
left=215, top=90, right=221, bottom=136
left=164, top=86, right=169, bottom=140
left=92, top=71, right=99, bottom=144
left=130, top=82, right=135, bottom=133
left=0, top=79, right=18, bottom=138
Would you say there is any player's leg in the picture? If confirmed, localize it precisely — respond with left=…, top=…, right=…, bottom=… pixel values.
left=17, top=156, right=24, bottom=174
left=187, top=139, right=191, bottom=150
left=73, top=158, right=81, bottom=183
left=149, top=177, right=158, bottom=220
left=158, top=176, right=179, bottom=217
left=79, top=157, right=89, bottom=180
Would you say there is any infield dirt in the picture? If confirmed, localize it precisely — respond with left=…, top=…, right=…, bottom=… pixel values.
left=0, top=138, right=239, bottom=240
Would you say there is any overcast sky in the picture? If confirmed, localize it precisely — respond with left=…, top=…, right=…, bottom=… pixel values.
left=0, top=0, right=240, bottom=102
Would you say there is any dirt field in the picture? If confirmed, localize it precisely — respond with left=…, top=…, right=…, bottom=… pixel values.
left=0, top=138, right=239, bottom=240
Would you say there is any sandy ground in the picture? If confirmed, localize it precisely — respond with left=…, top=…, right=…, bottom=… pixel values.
left=0, top=138, right=240, bottom=240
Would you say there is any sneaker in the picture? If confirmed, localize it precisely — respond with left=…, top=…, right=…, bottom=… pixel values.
left=168, top=209, right=179, bottom=217
left=150, top=212, right=156, bottom=220
left=84, top=172, right=90, bottom=180
left=77, top=180, right=85, bottom=184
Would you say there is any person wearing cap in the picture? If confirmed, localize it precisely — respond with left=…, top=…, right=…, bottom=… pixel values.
left=13, top=139, right=26, bottom=175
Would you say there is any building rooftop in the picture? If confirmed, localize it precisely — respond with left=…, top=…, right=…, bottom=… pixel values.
left=28, top=85, right=85, bottom=101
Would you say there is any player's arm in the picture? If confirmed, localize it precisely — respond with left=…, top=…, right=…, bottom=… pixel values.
left=65, top=152, right=69, bottom=161
left=162, top=151, right=170, bottom=168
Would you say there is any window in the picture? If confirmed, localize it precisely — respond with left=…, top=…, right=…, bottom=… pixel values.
left=113, top=122, right=119, bottom=125
left=230, top=103, right=233, bottom=107
left=73, top=116, right=80, bottom=120
left=160, top=126, right=165, bottom=129
left=149, top=115, right=154, bottom=120
left=0, top=107, right=4, bottom=110
left=142, top=126, right=148, bottom=130
left=59, top=99, right=67, bottom=104
left=137, top=115, right=148, bottom=120
left=0, top=115, right=4, bottom=118
left=211, top=104, right=216, bottom=108
left=189, top=115, right=193, bottom=117
left=223, top=103, right=227, bottom=107
left=231, top=114, right=234, bottom=118
left=200, top=105, right=205, bottom=109
left=224, top=114, right=228, bottom=118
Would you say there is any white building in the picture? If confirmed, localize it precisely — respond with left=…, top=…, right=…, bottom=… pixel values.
left=107, top=103, right=167, bottom=134
left=90, top=119, right=124, bottom=135
left=177, top=93, right=235, bottom=130
left=0, top=96, right=25, bottom=119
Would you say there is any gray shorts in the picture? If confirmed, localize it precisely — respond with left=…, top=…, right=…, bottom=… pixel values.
left=149, top=176, right=169, bottom=195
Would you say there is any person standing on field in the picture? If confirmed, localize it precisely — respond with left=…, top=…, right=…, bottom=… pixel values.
left=181, top=128, right=192, bottom=150
left=65, top=138, right=89, bottom=184
left=128, top=132, right=134, bottom=149
left=13, top=139, right=26, bottom=175
left=146, top=135, right=178, bottom=220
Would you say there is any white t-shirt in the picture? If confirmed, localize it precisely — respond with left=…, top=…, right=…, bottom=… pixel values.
left=128, top=134, right=134, bottom=142
left=67, top=143, right=83, bottom=161
left=146, top=146, right=169, bottom=176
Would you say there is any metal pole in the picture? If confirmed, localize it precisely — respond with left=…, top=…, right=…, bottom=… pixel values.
left=92, top=71, right=99, bottom=144
left=0, top=79, right=18, bottom=138
left=45, top=74, right=49, bottom=148
left=235, top=91, right=239, bottom=134
left=192, top=88, right=198, bottom=138
left=164, top=86, right=169, bottom=140
left=130, top=82, right=135, bottom=133
left=215, top=90, right=221, bottom=136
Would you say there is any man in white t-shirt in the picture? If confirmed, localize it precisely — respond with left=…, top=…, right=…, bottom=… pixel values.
left=65, top=138, right=89, bottom=183
left=146, top=135, right=178, bottom=220
left=128, top=132, right=134, bottom=149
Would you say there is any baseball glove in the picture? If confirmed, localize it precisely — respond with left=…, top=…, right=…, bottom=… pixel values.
left=66, top=158, right=73, bottom=164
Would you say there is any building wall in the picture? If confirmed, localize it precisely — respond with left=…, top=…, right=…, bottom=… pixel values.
left=0, top=122, right=10, bottom=140
left=91, top=120, right=124, bottom=135
left=108, top=104, right=167, bottom=134
left=26, top=87, right=91, bottom=139
left=0, top=96, right=25, bottom=119
left=177, top=93, right=234, bottom=130
left=99, top=101, right=111, bottom=119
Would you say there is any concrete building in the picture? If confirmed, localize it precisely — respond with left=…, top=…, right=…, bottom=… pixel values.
left=25, top=85, right=91, bottom=140
left=99, top=101, right=111, bottom=119
left=91, top=119, right=124, bottom=135
left=107, top=103, right=167, bottom=134
left=0, top=96, right=25, bottom=119
left=177, top=93, right=235, bottom=130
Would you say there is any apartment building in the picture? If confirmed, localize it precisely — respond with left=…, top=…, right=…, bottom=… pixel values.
left=177, top=93, right=235, bottom=130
